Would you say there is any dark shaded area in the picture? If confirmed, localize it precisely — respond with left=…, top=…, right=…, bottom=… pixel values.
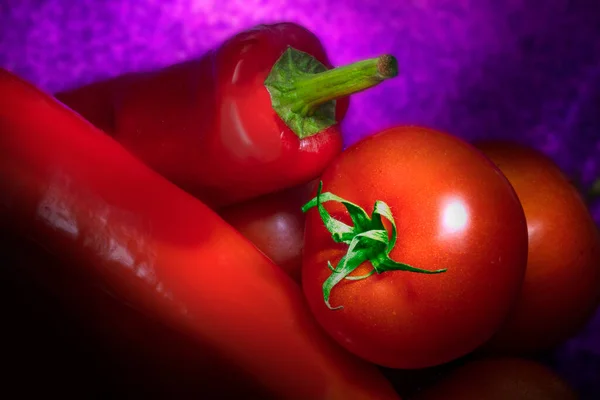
left=0, top=229, right=271, bottom=399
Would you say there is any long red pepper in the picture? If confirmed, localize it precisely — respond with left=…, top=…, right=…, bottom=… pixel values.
left=0, top=68, right=400, bottom=400
left=0, top=230, right=269, bottom=397
left=56, top=22, right=398, bottom=208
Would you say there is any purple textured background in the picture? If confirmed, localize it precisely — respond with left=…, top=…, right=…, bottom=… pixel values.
left=1, top=0, right=599, bottom=396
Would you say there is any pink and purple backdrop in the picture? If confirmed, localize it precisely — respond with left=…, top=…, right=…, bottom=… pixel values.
left=1, top=0, right=599, bottom=397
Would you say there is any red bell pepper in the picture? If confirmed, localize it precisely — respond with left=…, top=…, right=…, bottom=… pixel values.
left=56, top=22, right=398, bottom=208
left=220, top=180, right=317, bottom=283
left=0, top=68, right=400, bottom=400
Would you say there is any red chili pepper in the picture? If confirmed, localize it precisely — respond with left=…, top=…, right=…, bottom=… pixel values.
left=56, top=22, right=398, bottom=208
left=0, top=230, right=271, bottom=397
left=0, top=68, right=400, bottom=400
left=220, top=180, right=317, bottom=283
left=55, top=73, right=130, bottom=134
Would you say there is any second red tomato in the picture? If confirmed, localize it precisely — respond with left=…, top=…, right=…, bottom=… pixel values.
left=476, top=141, right=600, bottom=354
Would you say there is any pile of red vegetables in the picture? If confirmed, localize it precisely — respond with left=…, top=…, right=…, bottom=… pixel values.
left=2, top=22, right=598, bottom=399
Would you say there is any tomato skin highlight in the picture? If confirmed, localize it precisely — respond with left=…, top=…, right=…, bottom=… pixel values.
left=476, top=141, right=600, bottom=354
left=302, top=126, right=529, bottom=369
left=413, top=357, right=578, bottom=400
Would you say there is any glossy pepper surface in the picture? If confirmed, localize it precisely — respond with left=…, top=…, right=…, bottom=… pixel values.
left=56, top=22, right=398, bottom=208
left=0, top=229, right=267, bottom=398
left=0, top=68, right=400, bottom=400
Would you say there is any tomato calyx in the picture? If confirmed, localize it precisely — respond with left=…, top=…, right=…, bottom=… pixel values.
left=302, top=182, right=447, bottom=310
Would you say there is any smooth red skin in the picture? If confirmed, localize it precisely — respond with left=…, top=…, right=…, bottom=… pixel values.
left=414, top=357, right=577, bottom=400
left=475, top=141, right=600, bottom=354
left=219, top=180, right=317, bottom=283
left=55, top=73, right=130, bottom=134
left=56, top=51, right=349, bottom=138
left=56, top=22, right=348, bottom=209
left=302, top=126, right=529, bottom=369
left=0, top=230, right=269, bottom=397
left=0, top=69, right=399, bottom=400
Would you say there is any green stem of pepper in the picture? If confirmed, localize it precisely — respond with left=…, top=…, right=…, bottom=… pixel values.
left=265, top=48, right=398, bottom=139
left=288, top=55, right=397, bottom=115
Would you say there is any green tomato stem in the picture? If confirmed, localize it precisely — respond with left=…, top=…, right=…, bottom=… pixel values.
left=303, top=181, right=447, bottom=310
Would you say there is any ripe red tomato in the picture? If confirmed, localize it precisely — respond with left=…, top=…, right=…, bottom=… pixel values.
left=414, top=357, right=578, bottom=400
left=301, top=126, right=529, bottom=369
left=475, top=141, right=600, bottom=354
